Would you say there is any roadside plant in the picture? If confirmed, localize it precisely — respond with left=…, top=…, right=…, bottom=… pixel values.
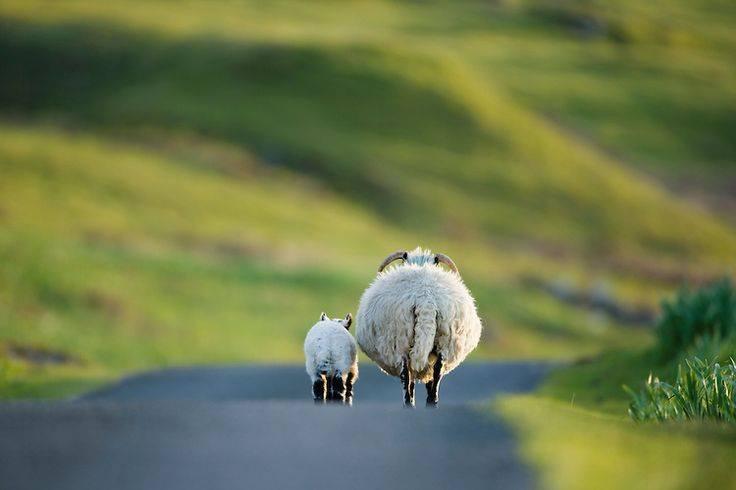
left=656, top=278, right=736, bottom=360
left=625, top=357, right=736, bottom=423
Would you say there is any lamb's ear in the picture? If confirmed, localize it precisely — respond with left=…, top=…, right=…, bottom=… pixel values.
left=344, top=313, right=353, bottom=330
left=320, top=312, right=328, bottom=321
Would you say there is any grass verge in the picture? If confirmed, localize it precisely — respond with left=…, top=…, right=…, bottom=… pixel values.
left=497, top=394, right=736, bottom=490
left=499, top=295, right=736, bottom=490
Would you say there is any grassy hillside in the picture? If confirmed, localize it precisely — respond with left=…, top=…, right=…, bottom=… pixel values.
left=1, top=3, right=735, bottom=261
left=0, top=0, right=734, bottom=396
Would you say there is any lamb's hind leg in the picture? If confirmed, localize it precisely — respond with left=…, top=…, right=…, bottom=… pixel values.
left=325, top=374, right=334, bottom=401
left=331, top=372, right=346, bottom=403
left=345, top=371, right=356, bottom=405
left=426, top=354, right=443, bottom=407
left=312, top=373, right=327, bottom=404
left=400, top=358, right=415, bottom=407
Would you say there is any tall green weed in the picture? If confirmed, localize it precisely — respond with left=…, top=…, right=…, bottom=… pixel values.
left=626, top=357, right=736, bottom=423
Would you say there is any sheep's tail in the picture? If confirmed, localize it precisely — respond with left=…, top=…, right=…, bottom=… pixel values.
left=409, top=303, right=437, bottom=373
left=316, top=358, right=333, bottom=377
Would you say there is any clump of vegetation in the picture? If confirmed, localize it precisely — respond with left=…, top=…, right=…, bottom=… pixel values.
left=626, top=357, right=736, bottom=423
left=657, top=278, right=736, bottom=360
left=625, top=280, right=736, bottom=423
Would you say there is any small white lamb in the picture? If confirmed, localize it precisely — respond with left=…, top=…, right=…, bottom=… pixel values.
left=304, top=312, right=358, bottom=403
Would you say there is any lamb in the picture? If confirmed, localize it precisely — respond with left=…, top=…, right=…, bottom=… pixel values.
left=356, top=247, right=482, bottom=407
left=304, top=312, right=359, bottom=404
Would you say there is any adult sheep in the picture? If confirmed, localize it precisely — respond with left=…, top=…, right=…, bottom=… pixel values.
left=356, top=247, right=482, bottom=407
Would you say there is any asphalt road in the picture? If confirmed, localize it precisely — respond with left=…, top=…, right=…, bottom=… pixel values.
left=0, top=361, right=553, bottom=490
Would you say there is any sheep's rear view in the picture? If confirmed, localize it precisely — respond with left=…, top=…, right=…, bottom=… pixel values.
left=356, top=248, right=482, bottom=407
left=304, top=313, right=358, bottom=404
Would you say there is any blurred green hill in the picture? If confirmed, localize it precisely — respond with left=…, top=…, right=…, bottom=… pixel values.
left=0, top=0, right=734, bottom=396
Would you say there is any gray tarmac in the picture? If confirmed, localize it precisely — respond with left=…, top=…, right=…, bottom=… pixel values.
left=0, top=361, right=553, bottom=490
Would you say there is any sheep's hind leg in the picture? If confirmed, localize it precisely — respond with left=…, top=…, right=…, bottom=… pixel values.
left=312, top=373, right=327, bottom=404
left=331, top=373, right=346, bottom=403
left=426, top=354, right=443, bottom=407
left=400, top=359, right=415, bottom=407
left=345, top=371, right=355, bottom=404
left=325, top=373, right=334, bottom=401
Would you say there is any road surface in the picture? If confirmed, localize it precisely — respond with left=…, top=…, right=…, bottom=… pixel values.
left=0, top=362, right=553, bottom=490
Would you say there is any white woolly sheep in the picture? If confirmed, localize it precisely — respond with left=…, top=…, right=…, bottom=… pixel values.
left=356, top=247, right=482, bottom=406
left=304, top=312, right=358, bottom=403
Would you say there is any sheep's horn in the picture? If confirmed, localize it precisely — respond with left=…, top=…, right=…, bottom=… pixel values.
left=378, top=250, right=407, bottom=272
left=434, top=253, right=459, bottom=273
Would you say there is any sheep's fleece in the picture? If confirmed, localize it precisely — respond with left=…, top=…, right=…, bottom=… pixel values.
left=356, top=248, right=482, bottom=382
left=304, top=315, right=358, bottom=382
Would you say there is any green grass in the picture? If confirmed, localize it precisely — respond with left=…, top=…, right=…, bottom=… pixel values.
left=498, top=348, right=736, bottom=489
left=625, top=280, right=736, bottom=423
left=497, top=395, right=736, bottom=490
left=0, top=0, right=735, bottom=398
left=475, top=0, right=736, bottom=176
left=657, top=278, right=736, bottom=360
left=0, top=360, right=108, bottom=399
left=0, top=123, right=652, bottom=396
left=0, top=123, right=400, bottom=393
left=499, top=279, right=736, bottom=487
left=1, top=4, right=735, bottom=489
left=626, top=357, right=736, bottom=423
left=1, top=3, right=735, bottom=263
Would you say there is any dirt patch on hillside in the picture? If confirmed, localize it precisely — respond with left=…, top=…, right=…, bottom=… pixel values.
left=5, top=343, right=80, bottom=366
left=521, top=275, right=656, bottom=327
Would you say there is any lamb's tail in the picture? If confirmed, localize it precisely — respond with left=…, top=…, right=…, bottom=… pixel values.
left=409, top=303, right=437, bottom=373
left=316, top=359, right=333, bottom=377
